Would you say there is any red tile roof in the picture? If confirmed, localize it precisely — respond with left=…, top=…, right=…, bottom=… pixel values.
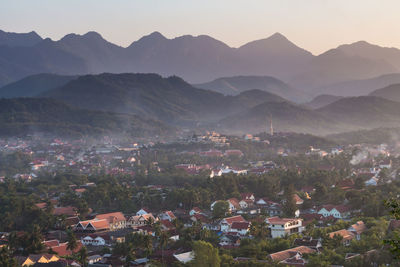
left=223, top=215, right=246, bottom=225
left=50, top=241, right=82, bottom=256
left=228, top=198, right=240, bottom=209
left=240, top=193, right=254, bottom=200
left=231, top=222, right=250, bottom=230
left=53, top=206, right=77, bottom=216
left=161, top=220, right=175, bottom=230
left=320, top=204, right=350, bottom=213
left=191, top=214, right=209, bottom=223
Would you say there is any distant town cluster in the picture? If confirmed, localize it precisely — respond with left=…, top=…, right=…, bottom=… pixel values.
left=0, top=129, right=399, bottom=266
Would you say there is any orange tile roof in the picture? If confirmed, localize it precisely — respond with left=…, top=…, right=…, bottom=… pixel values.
left=223, top=215, right=246, bottom=224
left=51, top=241, right=82, bottom=256
left=95, top=212, right=126, bottom=223
left=349, top=221, right=367, bottom=235
left=329, top=229, right=355, bottom=241
left=269, top=246, right=315, bottom=262
left=77, top=219, right=110, bottom=230
left=293, top=194, right=303, bottom=204
left=90, top=219, right=110, bottom=230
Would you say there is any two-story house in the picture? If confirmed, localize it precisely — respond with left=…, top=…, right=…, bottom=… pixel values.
left=95, top=212, right=127, bottom=230
left=266, top=217, right=304, bottom=238
left=230, top=221, right=251, bottom=236
left=129, top=213, right=156, bottom=228
left=220, top=215, right=247, bottom=233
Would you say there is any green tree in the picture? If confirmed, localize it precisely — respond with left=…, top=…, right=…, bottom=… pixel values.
left=23, top=225, right=44, bottom=254
left=212, top=201, right=229, bottom=219
left=314, top=182, right=327, bottom=202
left=384, top=198, right=400, bottom=258
left=0, top=247, right=18, bottom=267
left=219, top=254, right=234, bottom=267
left=283, top=184, right=297, bottom=217
left=190, top=241, right=220, bottom=267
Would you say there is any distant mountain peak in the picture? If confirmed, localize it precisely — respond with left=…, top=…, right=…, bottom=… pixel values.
left=128, top=31, right=167, bottom=48
left=351, top=40, right=372, bottom=46
left=268, top=32, right=288, bottom=41
left=28, top=31, right=41, bottom=38
left=337, top=40, right=378, bottom=50
left=61, top=31, right=105, bottom=42
left=0, top=29, right=43, bottom=47
left=145, top=31, right=167, bottom=40
left=83, top=31, right=104, bottom=39
left=238, top=32, right=313, bottom=57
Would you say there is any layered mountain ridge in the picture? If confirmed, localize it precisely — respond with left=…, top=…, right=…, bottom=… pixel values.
left=2, top=29, right=400, bottom=97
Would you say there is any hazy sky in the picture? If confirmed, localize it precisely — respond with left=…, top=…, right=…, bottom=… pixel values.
left=1, top=0, right=400, bottom=55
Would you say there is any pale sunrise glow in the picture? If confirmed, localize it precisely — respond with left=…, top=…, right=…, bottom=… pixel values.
left=2, top=0, right=400, bottom=54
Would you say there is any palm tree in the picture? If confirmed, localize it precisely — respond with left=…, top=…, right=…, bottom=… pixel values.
left=159, top=231, right=169, bottom=267
left=145, top=216, right=154, bottom=226
left=142, top=235, right=153, bottom=258
left=153, top=221, right=162, bottom=238
left=66, top=230, right=78, bottom=252
left=78, top=246, right=88, bottom=267
left=124, top=243, right=135, bottom=267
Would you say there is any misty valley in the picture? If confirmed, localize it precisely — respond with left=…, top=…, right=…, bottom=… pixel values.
left=2, top=25, right=400, bottom=267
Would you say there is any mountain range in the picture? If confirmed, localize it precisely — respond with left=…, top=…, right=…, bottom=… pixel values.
left=3, top=72, right=400, bottom=136
left=3, top=29, right=400, bottom=97
left=0, top=30, right=42, bottom=47
left=369, top=83, right=400, bottom=102
left=0, top=97, right=173, bottom=138
left=305, top=95, right=344, bottom=109
left=314, top=73, right=400, bottom=97
left=195, top=75, right=308, bottom=102
left=40, top=73, right=292, bottom=125
left=0, top=73, right=76, bottom=98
